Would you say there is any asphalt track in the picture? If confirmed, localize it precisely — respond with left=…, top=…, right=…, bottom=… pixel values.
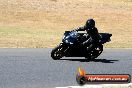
left=0, top=48, right=132, bottom=88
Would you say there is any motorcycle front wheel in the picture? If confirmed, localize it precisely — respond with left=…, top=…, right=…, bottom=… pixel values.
left=51, top=44, right=65, bottom=60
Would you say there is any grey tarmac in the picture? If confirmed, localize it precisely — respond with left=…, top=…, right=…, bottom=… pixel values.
left=0, top=48, right=132, bottom=88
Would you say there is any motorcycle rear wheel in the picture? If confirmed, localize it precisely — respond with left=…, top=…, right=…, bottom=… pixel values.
left=85, top=44, right=103, bottom=60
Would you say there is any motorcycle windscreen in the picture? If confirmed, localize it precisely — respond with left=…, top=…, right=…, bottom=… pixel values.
left=62, top=31, right=79, bottom=44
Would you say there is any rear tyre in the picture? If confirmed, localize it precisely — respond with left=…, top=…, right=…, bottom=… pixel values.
left=51, top=44, right=64, bottom=60
left=85, top=44, right=103, bottom=60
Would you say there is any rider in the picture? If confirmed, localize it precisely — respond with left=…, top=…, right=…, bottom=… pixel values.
left=74, top=19, right=100, bottom=52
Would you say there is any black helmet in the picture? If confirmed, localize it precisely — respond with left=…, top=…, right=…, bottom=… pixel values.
left=85, top=19, right=95, bottom=28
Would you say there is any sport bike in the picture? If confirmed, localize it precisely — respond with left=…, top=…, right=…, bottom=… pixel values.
left=51, top=30, right=112, bottom=60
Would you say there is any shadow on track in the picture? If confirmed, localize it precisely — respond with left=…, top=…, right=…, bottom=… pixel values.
left=60, top=58, right=119, bottom=63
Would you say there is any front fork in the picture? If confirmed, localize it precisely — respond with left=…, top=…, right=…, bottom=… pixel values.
left=59, top=43, right=69, bottom=55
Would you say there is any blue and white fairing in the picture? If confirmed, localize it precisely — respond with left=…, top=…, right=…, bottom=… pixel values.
left=62, top=30, right=112, bottom=45
left=62, top=31, right=79, bottom=45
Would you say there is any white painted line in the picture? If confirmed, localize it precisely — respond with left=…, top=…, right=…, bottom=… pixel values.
left=55, top=83, right=132, bottom=88
left=55, top=85, right=102, bottom=88
left=104, top=48, right=132, bottom=49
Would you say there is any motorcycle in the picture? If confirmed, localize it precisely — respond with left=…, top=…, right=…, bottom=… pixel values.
left=51, top=30, right=112, bottom=60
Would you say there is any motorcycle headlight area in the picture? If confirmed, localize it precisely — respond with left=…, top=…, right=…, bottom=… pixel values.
left=62, top=35, right=69, bottom=40
left=69, top=42, right=73, bottom=44
left=65, top=40, right=73, bottom=44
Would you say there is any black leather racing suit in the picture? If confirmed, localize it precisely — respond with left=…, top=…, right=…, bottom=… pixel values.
left=75, top=25, right=100, bottom=52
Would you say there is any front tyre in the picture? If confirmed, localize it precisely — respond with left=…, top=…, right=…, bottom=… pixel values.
left=51, top=44, right=64, bottom=60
